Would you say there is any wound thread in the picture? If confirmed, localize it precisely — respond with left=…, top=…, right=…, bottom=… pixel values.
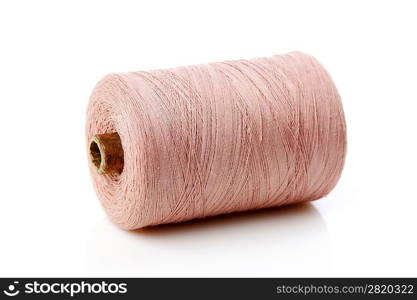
left=86, top=51, right=346, bottom=230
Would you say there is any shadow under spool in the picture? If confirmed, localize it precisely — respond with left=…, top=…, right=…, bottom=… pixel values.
left=89, top=132, right=124, bottom=174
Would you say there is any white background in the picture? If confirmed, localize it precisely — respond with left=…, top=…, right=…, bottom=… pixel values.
left=0, top=0, right=416, bottom=277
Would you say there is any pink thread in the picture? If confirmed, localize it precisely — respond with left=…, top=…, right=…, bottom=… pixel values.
left=86, top=52, right=346, bottom=230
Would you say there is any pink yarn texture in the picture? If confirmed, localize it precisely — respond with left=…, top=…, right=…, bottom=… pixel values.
left=86, top=52, right=346, bottom=230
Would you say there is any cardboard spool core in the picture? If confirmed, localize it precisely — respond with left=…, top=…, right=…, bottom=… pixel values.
left=90, top=132, right=124, bottom=174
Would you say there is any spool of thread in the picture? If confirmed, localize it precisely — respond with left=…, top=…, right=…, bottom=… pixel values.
left=86, top=52, right=346, bottom=230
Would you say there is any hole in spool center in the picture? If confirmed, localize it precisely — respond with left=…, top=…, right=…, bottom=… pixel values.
left=89, top=133, right=124, bottom=175
left=90, top=139, right=102, bottom=171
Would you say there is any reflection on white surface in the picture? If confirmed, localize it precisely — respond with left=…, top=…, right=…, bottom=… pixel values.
left=85, top=203, right=330, bottom=276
